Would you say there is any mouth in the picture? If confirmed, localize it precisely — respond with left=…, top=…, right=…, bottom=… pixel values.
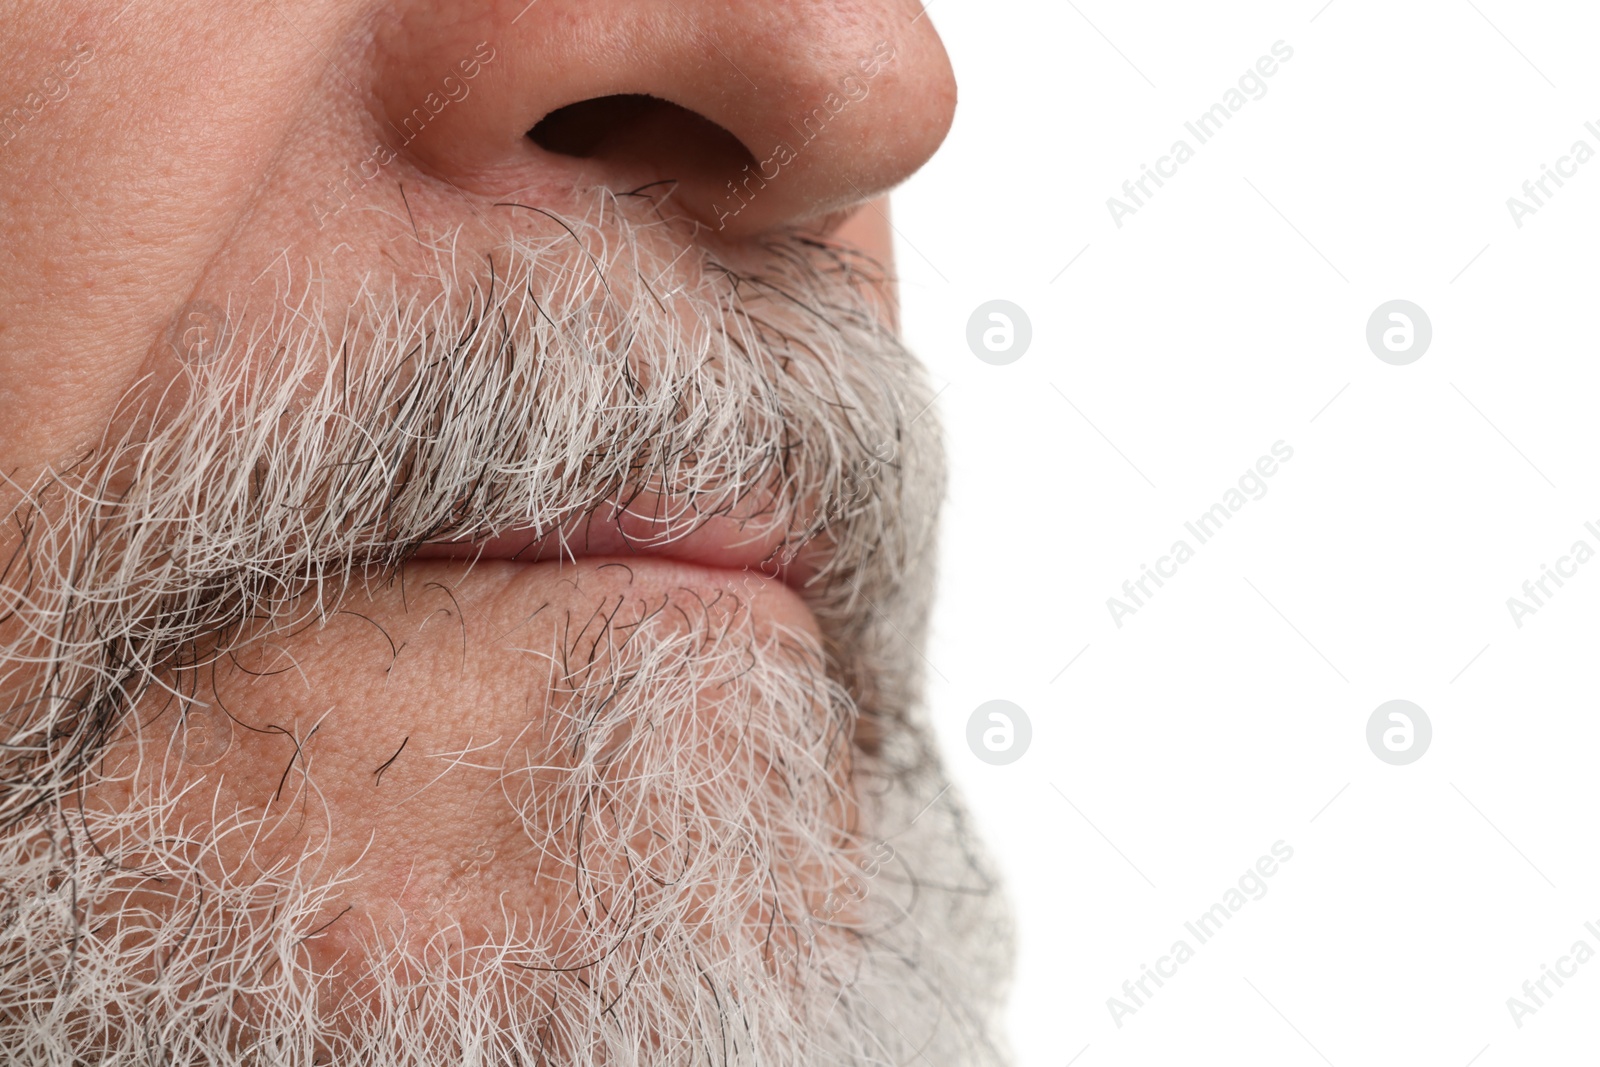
left=410, top=500, right=825, bottom=598
left=403, top=502, right=836, bottom=700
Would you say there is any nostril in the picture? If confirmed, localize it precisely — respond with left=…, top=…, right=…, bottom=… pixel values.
left=528, top=95, right=664, bottom=157
left=528, top=93, right=756, bottom=180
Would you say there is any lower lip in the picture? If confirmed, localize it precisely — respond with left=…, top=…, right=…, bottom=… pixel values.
left=410, top=521, right=806, bottom=593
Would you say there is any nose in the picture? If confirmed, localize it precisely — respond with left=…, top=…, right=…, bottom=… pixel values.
left=376, top=0, right=957, bottom=236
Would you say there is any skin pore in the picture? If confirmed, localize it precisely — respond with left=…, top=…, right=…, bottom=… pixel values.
left=0, top=1, right=1010, bottom=1062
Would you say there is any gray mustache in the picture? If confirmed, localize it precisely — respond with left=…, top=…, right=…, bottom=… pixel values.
left=0, top=192, right=941, bottom=829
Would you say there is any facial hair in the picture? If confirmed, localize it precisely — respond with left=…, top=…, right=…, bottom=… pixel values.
left=0, top=189, right=1012, bottom=1064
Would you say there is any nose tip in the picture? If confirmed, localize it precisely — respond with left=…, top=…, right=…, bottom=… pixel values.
left=378, top=1, right=957, bottom=236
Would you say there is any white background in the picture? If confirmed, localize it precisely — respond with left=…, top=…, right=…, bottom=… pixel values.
left=894, top=2, right=1600, bottom=1064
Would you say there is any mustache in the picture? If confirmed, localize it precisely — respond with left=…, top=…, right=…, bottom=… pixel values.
left=0, top=189, right=944, bottom=829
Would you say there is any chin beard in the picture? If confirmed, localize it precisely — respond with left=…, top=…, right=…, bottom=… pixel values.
left=0, top=189, right=1013, bottom=1064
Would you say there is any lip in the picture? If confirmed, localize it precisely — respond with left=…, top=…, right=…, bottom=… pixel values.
left=410, top=504, right=822, bottom=594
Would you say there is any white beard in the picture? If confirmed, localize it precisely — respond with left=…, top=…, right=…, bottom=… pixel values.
left=0, top=190, right=1012, bottom=1064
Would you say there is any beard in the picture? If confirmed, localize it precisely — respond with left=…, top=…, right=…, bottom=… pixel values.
left=0, top=189, right=1011, bottom=1064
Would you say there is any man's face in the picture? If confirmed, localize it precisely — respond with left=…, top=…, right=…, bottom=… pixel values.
left=0, top=1, right=1008, bottom=1062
